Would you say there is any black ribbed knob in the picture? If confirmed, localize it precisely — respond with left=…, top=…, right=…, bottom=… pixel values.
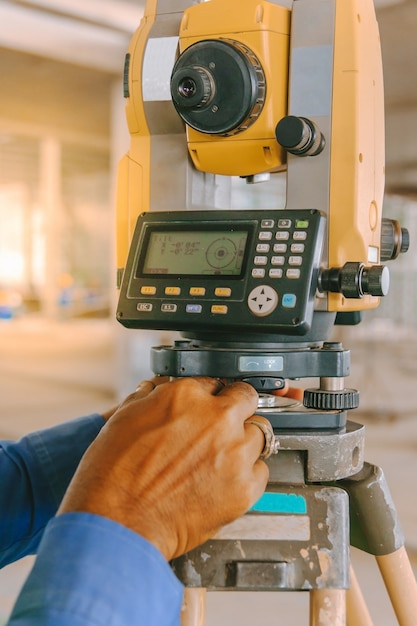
left=380, top=218, right=410, bottom=261
left=275, top=115, right=325, bottom=156
left=361, top=265, right=390, bottom=297
left=304, top=388, right=360, bottom=411
left=320, top=262, right=389, bottom=298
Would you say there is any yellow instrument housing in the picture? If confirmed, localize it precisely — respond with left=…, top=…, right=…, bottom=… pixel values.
left=177, top=0, right=290, bottom=177
left=327, top=0, right=385, bottom=311
left=116, top=5, right=155, bottom=275
left=117, top=0, right=387, bottom=317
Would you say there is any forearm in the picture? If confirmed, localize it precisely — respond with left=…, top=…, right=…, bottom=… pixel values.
left=7, top=513, right=184, bottom=626
left=0, top=415, right=104, bottom=567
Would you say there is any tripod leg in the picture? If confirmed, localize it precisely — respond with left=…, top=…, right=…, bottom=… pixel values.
left=346, top=565, right=374, bottom=626
left=340, top=463, right=417, bottom=625
left=309, top=589, right=346, bottom=625
left=376, top=546, right=417, bottom=626
left=180, top=588, right=206, bottom=626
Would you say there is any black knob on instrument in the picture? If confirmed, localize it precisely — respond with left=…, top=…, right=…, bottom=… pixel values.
left=275, top=115, right=325, bottom=156
left=320, top=262, right=389, bottom=298
left=380, top=218, right=410, bottom=261
left=304, top=388, right=360, bottom=411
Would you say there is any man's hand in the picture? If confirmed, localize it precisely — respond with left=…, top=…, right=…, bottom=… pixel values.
left=58, top=377, right=269, bottom=561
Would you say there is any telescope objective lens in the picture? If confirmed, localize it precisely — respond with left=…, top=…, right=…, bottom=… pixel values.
left=178, top=78, right=197, bottom=99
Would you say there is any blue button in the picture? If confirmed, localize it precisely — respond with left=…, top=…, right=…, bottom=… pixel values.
left=186, top=304, right=202, bottom=313
left=282, top=294, right=297, bottom=308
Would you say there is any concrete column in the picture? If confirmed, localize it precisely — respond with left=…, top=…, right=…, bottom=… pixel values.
left=39, top=136, right=62, bottom=319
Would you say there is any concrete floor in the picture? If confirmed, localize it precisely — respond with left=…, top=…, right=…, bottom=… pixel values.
left=0, top=316, right=416, bottom=625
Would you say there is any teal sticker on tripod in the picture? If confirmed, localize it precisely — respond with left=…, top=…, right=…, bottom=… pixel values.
left=250, top=492, right=307, bottom=514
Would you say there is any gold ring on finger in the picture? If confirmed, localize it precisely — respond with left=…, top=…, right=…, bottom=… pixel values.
left=245, top=416, right=279, bottom=460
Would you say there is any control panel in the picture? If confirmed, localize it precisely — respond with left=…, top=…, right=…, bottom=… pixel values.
left=117, top=209, right=325, bottom=335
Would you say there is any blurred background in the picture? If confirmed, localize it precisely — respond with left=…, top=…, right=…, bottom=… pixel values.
left=0, top=1, right=416, bottom=624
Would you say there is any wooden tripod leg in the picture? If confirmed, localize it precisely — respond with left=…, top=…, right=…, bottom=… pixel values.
left=376, top=546, right=417, bottom=626
left=309, top=589, right=346, bottom=625
left=180, top=588, right=207, bottom=626
left=346, top=565, right=374, bottom=626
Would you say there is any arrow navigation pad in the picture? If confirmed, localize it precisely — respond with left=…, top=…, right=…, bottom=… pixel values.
left=248, top=285, right=279, bottom=317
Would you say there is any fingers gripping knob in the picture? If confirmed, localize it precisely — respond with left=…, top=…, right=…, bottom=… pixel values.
left=245, top=416, right=279, bottom=460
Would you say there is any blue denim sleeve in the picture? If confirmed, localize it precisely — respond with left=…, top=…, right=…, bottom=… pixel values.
left=0, top=415, right=104, bottom=567
left=7, top=513, right=184, bottom=626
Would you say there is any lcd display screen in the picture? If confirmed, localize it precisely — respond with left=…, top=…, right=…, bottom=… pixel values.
left=140, top=229, right=249, bottom=276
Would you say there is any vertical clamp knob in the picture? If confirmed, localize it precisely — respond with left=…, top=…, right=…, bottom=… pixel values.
left=275, top=115, right=325, bottom=156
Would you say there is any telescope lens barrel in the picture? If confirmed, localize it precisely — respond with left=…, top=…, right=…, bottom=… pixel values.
left=170, top=39, right=265, bottom=136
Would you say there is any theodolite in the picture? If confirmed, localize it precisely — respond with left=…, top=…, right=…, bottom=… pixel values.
left=115, top=1, right=415, bottom=624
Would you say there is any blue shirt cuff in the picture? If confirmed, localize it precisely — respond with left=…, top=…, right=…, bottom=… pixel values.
left=0, top=415, right=105, bottom=567
left=8, top=513, right=184, bottom=626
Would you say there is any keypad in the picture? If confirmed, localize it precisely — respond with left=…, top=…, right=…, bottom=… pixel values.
left=252, top=219, right=309, bottom=281
left=246, top=217, right=312, bottom=316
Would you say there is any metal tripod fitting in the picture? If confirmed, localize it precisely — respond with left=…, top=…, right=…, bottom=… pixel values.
left=338, top=462, right=404, bottom=556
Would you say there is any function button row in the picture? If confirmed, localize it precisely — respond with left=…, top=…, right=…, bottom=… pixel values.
left=260, top=218, right=310, bottom=229
left=259, top=229, right=308, bottom=246
left=140, top=286, right=232, bottom=297
left=138, top=302, right=229, bottom=315
left=253, top=255, right=304, bottom=267
left=260, top=218, right=294, bottom=229
left=255, top=242, right=305, bottom=257
left=251, top=268, right=301, bottom=279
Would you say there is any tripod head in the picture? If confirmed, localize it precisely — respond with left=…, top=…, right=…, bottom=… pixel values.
left=116, top=0, right=408, bottom=428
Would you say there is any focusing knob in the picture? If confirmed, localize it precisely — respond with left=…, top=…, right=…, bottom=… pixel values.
left=275, top=115, right=325, bottom=156
left=304, top=388, right=360, bottom=411
left=380, top=218, right=410, bottom=261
